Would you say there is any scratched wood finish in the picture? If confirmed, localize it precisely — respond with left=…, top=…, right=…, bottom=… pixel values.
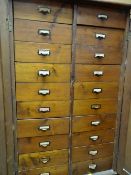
left=14, top=0, right=72, bottom=24
left=74, top=82, right=118, bottom=99
left=14, top=19, right=72, bottom=44
left=17, top=118, right=69, bottom=138
left=18, top=134, right=69, bottom=154
left=72, top=129, right=115, bottom=147
left=16, top=83, right=70, bottom=101
left=72, top=156, right=113, bottom=174
left=75, top=65, right=120, bottom=82
left=15, top=41, right=71, bottom=63
left=19, top=149, right=68, bottom=171
left=15, top=63, right=71, bottom=83
left=72, top=143, right=114, bottom=162
left=72, top=114, right=116, bottom=133
left=77, top=4, right=126, bottom=29
left=19, top=165, right=68, bottom=175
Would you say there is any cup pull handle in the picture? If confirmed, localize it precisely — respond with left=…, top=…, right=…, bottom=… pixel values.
left=89, top=150, right=98, bottom=156
left=93, top=88, right=102, bottom=94
left=38, top=29, right=50, bottom=36
left=38, top=70, right=50, bottom=77
left=98, top=14, right=108, bottom=20
left=40, top=173, right=50, bottom=175
left=96, top=33, right=106, bottom=39
left=90, top=135, right=99, bottom=141
left=95, top=53, right=105, bottom=59
left=39, top=125, right=50, bottom=131
left=93, top=71, right=103, bottom=77
left=89, top=164, right=97, bottom=170
left=91, top=104, right=101, bottom=110
left=39, top=89, right=50, bottom=95
left=38, top=6, right=51, bottom=15
left=39, top=107, right=50, bottom=113
left=40, top=157, right=50, bottom=164
left=38, top=49, right=50, bottom=56
left=91, top=121, right=101, bottom=126
left=39, top=141, right=50, bottom=147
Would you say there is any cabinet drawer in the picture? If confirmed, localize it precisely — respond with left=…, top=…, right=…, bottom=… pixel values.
left=15, top=41, right=71, bottom=63
left=72, top=114, right=116, bottom=133
left=17, top=101, right=70, bottom=119
left=74, top=82, right=118, bottom=99
left=19, top=149, right=68, bottom=171
left=72, top=143, right=114, bottom=163
left=73, top=99, right=117, bottom=115
left=17, top=118, right=69, bottom=138
left=75, top=65, right=120, bottom=82
left=72, top=156, right=113, bottom=174
left=14, top=19, right=72, bottom=44
left=15, top=63, right=71, bottom=83
left=14, top=0, right=72, bottom=24
left=77, top=4, right=126, bottom=29
left=16, top=83, right=70, bottom=101
left=19, top=165, right=68, bottom=175
left=72, top=129, right=115, bottom=147
left=77, top=26, right=124, bottom=48
left=18, top=135, right=69, bottom=154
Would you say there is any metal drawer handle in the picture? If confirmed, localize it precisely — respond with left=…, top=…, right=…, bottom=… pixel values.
left=40, top=157, right=50, bottom=164
left=91, top=104, right=101, bottom=110
left=95, top=53, right=105, bottom=59
left=40, top=141, right=50, bottom=147
left=39, top=89, right=50, bottom=95
left=93, top=88, right=102, bottom=94
left=38, top=49, right=50, bottom=56
left=96, top=33, right=106, bottom=39
left=38, top=70, right=50, bottom=76
left=40, top=173, right=50, bottom=175
left=89, top=150, right=98, bottom=156
left=94, top=71, right=103, bottom=77
left=39, top=125, right=50, bottom=131
left=98, top=14, right=108, bottom=20
left=39, top=107, right=50, bottom=113
left=91, top=121, right=101, bottom=126
left=90, top=136, right=99, bottom=141
left=38, top=29, right=50, bottom=36
left=89, top=164, right=97, bottom=170
left=38, top=6, right=51, bottom=15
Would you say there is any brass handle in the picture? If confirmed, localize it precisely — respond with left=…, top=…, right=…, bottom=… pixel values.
left=38, top=69, right=50, bottom=76
left=90, top=135, right=99, bottom=141
left=96, top=33, right=106, bottom=39
left=89, top=150, right=98, bottom=156
left=40, top=173, right=50, bottom=175
left=38, top=29, right=50, bottom=36
left=38, top=6, right=51, bottom=15
left=98, top=14, right=108, bottom=20
left=39, top=125, right=50, bottom=131
left=39, top=89, right=50, bottom=95
left=40, top=157, right=50, bottom=164
left=39, top=107, right=50, bottom=113
left=95, top=53, right=105, bottom=59
left=38, top=49, right=50, bottom=56
left=39, top=141, right=50, bottom=147
left=89, top=164, right=97, bottom=170
left=93, top=71, right=103, bottom=77
left=93, top=88, right=102, bottom=94
left=91, top=121, right=101, bottom=126
left=91, top=104, right=101, bottom=110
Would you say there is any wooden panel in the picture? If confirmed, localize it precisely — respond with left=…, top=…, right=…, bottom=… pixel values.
left=19, top=165, right=68, bottom=175
left=77, top=5, right=126, bottom=29
left=15, top=63, right=71, bottom=83
left=76, top=45, right=122, bottom=64
left=19, top=149, right=68, bottom=170
left=87, top=0, right=131, bottom=6
left=72, top=156, right=113, bottom=174
left=72, top=114, right=116, bottom=133
left=18, top=135, right=69, bottom=154
left=72, top=143, right=114, bottom=162
left=77, top=26, right=124, bottom=48
left=14, top=0, right=72, bottom=24
left=74, top=82, right=118, bottom=99
left=15, top=41, right=71, bottom=63
left=17, top=118, right=69, bottom=138
left=75, top=65, right=120, bottom=82
left=73, top=99, right=118, bottom=115
left=16, top=83, right=70, bottom=101
left=14, top=19, right=72, bottom=44
left=72, top=129, right=115, bottom=147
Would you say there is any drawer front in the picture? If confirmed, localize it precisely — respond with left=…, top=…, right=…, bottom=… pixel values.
left=17, top=118, right=69, bottom=138
left=19, top=149, right=68, bottom=171
left=72, top=143, right=114, bottom=163
left=77, top=26, right=124, bottom=48
left=15, top=63, right=71, bottom=83
left=19, top=165, right=68, bottom=175
left=73, top=99, right=118, bottom=115
left=77, top=5, right=126, bottom=29
left=76, top=45, right=122, bottom=64
left=18, top=135, right=69, bottom=154
left=72, top=157, right=113, bottom=174
left=14, top=19, right=72, bottom=44
left=14, top=0, right=72, bottom=24
left=16, top=83, right=70, bottom=101
left=72, top=114, right=116, bottom=133
left=75, top=65, right=120, bottom=82
left=72, top=129, right=115, bottom=147
left=15, top=41, right=71, bottom=63
left=74, top=82, right=118, bottom=99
